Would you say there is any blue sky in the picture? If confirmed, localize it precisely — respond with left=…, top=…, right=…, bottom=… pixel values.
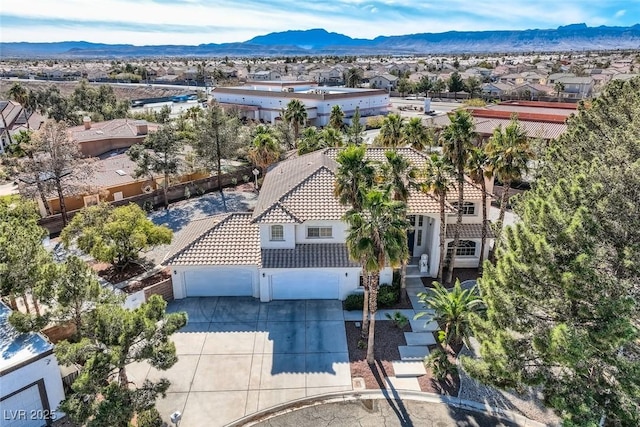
left=1, top=0, right=639, bottom=45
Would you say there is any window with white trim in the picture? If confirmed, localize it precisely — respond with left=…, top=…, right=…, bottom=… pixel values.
left=307, top=226, right=333, bottom=238
left=270, top=225, right=284, bottom=241
left=451, top=201, right=476, bottom=215
left=446, top=240, right=477, bottom=257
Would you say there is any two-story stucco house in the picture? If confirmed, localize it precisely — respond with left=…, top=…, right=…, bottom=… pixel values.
left=166, top=148, right=493, bottom=302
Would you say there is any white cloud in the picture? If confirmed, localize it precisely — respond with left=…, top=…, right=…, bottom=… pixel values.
left=615, top=9, right=626, bottom=18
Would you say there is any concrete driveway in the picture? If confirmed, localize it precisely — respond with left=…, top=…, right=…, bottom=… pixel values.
left=127, top=297, right=351, bottom=427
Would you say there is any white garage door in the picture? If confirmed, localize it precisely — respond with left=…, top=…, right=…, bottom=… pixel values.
left=184, top=268, right=253, bottom=297
left=0, top=383, right=45, bottom=427
left=271, top=270, right=339, bottom=300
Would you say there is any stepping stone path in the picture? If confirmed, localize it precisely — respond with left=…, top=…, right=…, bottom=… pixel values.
left=385, top=277, right=441, bottom=391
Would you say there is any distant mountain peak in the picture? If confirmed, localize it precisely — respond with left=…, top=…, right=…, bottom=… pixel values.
left=2, top=23, right=639, bottom=58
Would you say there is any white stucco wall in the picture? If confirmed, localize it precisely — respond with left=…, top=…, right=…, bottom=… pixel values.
left=295, top=220, right=348, bottom=244
left=171, top=265, right=260, bottom=299
left=1, top=354, right=66, bottom=422
left=259, top=224, right=296, bottom=249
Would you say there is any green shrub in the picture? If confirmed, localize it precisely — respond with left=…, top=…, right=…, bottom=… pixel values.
left=243, top=175, right=251, bottom=183
left=385, top=311, right=409, bottom=328
left=344, top=293, right=364, bottom=311
left=142, top=199, right=154, bottom=212
left=231, top=177, right=238, bottom=185
left=365, top=116, right=385, bottom=129
left=137, top=408, right=163, bottom=427
left=425, top=348, right=457, bottom=381
left=378, top=285, right=399, bottom=307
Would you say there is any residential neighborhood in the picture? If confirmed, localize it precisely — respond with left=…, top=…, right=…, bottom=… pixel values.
left=1, top=9, right=640, bottom=427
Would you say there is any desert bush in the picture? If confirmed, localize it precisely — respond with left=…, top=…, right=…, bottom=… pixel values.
left=425, top=348, right=457, bottom=381
left=344, top=293, right=364, bottom=311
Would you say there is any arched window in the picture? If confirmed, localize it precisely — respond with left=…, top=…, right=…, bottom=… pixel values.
left=450, top=201, right=476, bottom=215
left=447, top=240, right=477, bottom=257
left=270, top=225, right=284, bottom=241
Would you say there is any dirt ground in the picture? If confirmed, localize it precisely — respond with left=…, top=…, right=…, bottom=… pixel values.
left=0, top=80, right=189, bottom=101
left=346, top=320, right=460, bottom=395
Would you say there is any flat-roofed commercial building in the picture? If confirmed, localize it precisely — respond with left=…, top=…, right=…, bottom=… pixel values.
left=212, top=81, right=390, bottom=126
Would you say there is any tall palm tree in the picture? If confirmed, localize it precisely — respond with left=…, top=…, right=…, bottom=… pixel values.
left=248, top=125, right=281, bottom=175
left=335, top=144, right=376, bottom=336
left=345, top=67, right=364, bottom=88
left=485, top=116, right=532, bottom=234
left=378, top=113, right=405, bottom=148
left=8, top=82, right=32, bottom=129
left=402, top=117, right=430, bottom=151
left=282, top=99, right=307, bottom=143
left=382, top=150, right=414, bottom=301
left=441, top=110, right=476, bottom=284
left=416, top=279, right=484, bottom=348
left=297, top=127, right=322, bottom=155
left=418, top=153, right=454, bottom=280
left=321, top=127, right=343, bottom=148
left=465, top=146, right=491, bottom=271
left=346, top=188, right=408, bottom=364
left=329, top=105, right=345, bottom=131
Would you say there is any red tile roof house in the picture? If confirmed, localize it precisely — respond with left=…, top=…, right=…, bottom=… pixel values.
left=164, top=148, right=493, bottom=302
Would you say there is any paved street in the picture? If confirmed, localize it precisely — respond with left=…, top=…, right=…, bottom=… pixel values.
left=126, top=298, right=352, bottom=427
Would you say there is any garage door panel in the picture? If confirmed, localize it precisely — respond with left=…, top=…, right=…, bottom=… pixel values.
left=184, top=268, right=253, bottom=297
left=271, top=271, right=339, bottom=300
left=0, top=383, right=45, bottom=427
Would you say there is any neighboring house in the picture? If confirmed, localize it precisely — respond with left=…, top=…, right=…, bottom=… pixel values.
left=512, top=83, right=552, bottom=98
left=247, top=70, right=281, bottom=81
left=0, top=100, right=45, bottom=154
left=68, top=118, right=159, bottom=157
left=309, top=67, right=344, bottom=85
left=166, top=148, right=493, bottom=301
left=0, top=302, right=66, bottom=425
left=481, top=82, right=513, bottom=98
left=556, top=76, right=594, bottom=98
left=370, top=73, right=398, bottom=91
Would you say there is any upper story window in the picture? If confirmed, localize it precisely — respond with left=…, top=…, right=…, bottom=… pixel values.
left=270, top=225, right=284, bottom=241
left=307, top=226, right=332, bottom=239
left=451, top=201, right=476, bottom=216
left=447, top=240, right=477, bottom=257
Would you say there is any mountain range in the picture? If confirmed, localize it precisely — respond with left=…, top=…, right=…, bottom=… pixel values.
left=2, top=24, right=640, bottom=58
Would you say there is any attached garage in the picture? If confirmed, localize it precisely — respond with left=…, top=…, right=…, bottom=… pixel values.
left=0, top=382, right=47, bottom=427
left=270, top=270, right=340, bottom=300
left=183, top=267, right=255, bottom=297
left=1, top=303, right=66, bottom=427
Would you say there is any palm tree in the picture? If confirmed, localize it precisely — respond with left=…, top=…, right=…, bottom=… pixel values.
left=382, top=150, right=414, bottom=301
left=378, top=113, right=405, bottom=148
left=345, top=67, right=363, bottom=88
left=441, top=110, right=476, bottom=284
left=346, top=189, right=408, bottom=363
left=248, top=125, right=281, bottom=175
left=402, top=117, right=430, bottom=151
left=282, top=99, right=307, bottom=143
left=416, top=279, right=484, bottom=348
left=465, top=147, right=491, bottom=271
left=8, top=82, right=32, bottom=129
left=485, top=116, right=532, bottom=234
left=335, top=144, right=376, bottom=335
left=329, top=105, right=345, bottom=131
left=320, top=127, right=343, bottom=148
left=419, top=154, right=454, bottom=280
left=297, top=127, right=322, bottom=155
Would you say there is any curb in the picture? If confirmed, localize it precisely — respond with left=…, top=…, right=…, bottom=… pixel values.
left=224, top=389, right=547, bottom=427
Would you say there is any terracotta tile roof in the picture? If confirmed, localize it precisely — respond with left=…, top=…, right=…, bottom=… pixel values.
left=252, top=150, right=338, bottom=222
left=166, top=213, right=261, bottom=266
left=278, top=167, right=348, bottom=221
left=68, top=118, right=159, bottom=143
left=445, top=223, right=495, bottom=239
left=255, top=147, right=487, bottom=222
left=253, top=203, right=300, bottom=223
left=407, top=187, right=455, bottom=214
left=447, top=178, right=485, bottom=201
left=158, top=214, right=227, bottom=264
left=262, top=244, right=360, bottom=269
